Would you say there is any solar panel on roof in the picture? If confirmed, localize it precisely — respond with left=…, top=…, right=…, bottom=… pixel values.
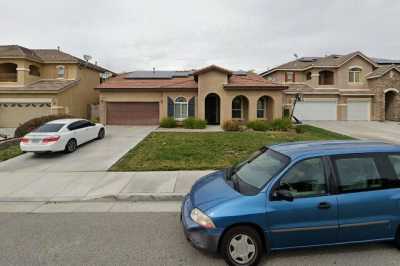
left=125, top=71, right=193, bottom=79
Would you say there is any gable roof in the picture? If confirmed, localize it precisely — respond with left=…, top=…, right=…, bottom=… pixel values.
left=261, top=51, right=378, bottom=76
left=193, top=65, right=233, bottom=78
left=366, top=65, right=400, bottom=79
left=0, top=45, right=114, bottom=74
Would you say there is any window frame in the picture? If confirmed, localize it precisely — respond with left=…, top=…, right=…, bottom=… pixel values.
left=174, top=96, right=188, bottom=121
left=256, top=97, right=266, bottom=119
left=349, top=67, right=362, bottom=84
left=232, top=96, right=243, bottom=119
left=56, top=65, right=65, bottom=79
left=271, top=156, right=332, bottom=200
left=329, top=153, right=396, bottom=194
left=285, top=71, right=295, bottom=83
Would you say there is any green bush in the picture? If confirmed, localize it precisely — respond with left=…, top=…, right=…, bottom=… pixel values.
left=14, top=114, right=74, bottom=138
left=270, top=118, right=293, bottom=131
left=222, top=120, right=241, bottom=131
left=246, top=120, right=271, bottom=131
left=183, top=117, right=207, bottom=129
left=160, top=117, right=177, bottom=128
left=295, top=125, right=306, bottom=134
left=283, top=108, right=291, bottom=118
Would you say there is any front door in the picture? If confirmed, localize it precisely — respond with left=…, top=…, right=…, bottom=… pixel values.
left=267, top=157, right=338, bottom=249
left=331, top=153, right=400, bottom=242
left=205, top=94, right=220, bottom=124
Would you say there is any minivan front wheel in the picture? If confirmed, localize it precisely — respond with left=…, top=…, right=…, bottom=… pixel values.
left=221, top=226, right=263, bottom=266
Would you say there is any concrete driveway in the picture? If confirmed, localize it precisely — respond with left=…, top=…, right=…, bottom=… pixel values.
left=308, top=121, right=400, bottom=144
left=0, top=126, right=156, bottom=172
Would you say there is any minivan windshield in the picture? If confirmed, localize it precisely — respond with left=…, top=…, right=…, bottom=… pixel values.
left=232, top=149, right=289, bottom=191
left=33, top=123, right=65, bottom=133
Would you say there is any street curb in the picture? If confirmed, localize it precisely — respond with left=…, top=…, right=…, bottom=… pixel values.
left=0, top=193, right=186, bottom=203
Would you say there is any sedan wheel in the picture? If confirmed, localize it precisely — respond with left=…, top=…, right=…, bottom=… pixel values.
left=97, top=128, right=105, bottom=140
left=221, top=226, right=263, bottom=266
left=65, top=139, right=77, bottom=153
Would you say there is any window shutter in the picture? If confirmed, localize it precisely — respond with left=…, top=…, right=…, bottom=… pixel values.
left=167, top=97, right=174, bottom=117
left=188, top=97, right=195, bottom=117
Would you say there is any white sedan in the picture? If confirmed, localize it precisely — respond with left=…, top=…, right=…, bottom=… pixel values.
left=20, top=119, right=105, bottom=154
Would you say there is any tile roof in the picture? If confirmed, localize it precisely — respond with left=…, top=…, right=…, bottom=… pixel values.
left=261, top=51, right=378, bottom=75
left=0, top=79, right=79, bottom=93
left=0, top=45, right=114, bottom=74
left=97, top=66, right=287, bottom=90
left=366, top=65, right=400, bottom=79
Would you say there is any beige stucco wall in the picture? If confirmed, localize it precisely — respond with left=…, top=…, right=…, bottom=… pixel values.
left=56, top=67, right=101, bottom=118
left=337, top=56, right=374, bottom=90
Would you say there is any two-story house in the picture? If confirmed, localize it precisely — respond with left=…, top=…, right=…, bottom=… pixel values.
left=0, top=45, right=114, bottom=127
left=96, top=65, right=287, bottom=125
left=261, top=51, right=400, bottom=121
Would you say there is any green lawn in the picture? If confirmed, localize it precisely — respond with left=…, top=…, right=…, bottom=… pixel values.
left=111, top=125, right=352, bottom=171
left=0, top=143, right=23, bottom=162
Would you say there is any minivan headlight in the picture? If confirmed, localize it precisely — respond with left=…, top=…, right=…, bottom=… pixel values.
left=190, top=208, right=216, bottom=229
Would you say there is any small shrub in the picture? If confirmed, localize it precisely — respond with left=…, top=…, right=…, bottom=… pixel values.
left=183, top=117, right=207, bottom=129
left=283, top=108, right=291, bottom=118
left=14, top=114, right=74, bottom=138
left=222, top=120, right=240, bottom=131
left=160, top=117, right=177, bottom=128
left=295, top=125, right=306, bottom=134
left=246, top=120, right=270, bottom=131
left=270, top=118, right=293, bottom=131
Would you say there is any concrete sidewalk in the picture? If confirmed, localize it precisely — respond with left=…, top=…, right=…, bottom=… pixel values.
left=0, top=170, right=213, bottom=202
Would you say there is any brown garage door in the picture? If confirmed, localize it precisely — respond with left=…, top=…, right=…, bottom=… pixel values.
left=107, top=102, right=159, bottom=125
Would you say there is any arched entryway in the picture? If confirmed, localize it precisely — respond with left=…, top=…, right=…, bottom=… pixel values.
left=385, top=89, right=399, bottom=121
left=232, top=95, right=249, bottom=122
left=257, top=96, right=274, bottom=121
left=205, top=93, right=221, bottom=124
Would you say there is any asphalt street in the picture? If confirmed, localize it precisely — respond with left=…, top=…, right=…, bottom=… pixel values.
left=0, top=212, right=399, bottom=266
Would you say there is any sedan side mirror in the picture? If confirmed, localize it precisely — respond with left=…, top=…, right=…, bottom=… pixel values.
left=274, top=189, right=294, bottom=202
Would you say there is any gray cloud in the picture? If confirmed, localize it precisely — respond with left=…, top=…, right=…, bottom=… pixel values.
left=1, top=0, right=399, bottom=73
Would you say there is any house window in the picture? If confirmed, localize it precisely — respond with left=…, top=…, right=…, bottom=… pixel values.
left=306, top=72, right=312, bottom=80
left=285, top=72, right=295, bottom=82
left=56, top=65, right=65, bottom=79
left=257, top=97, right=266, bottom=118
left=29, top=65, right=40, bottom=77
left=232, top=96, right=242, bottom=119
left=349, top=67, right=362, bottom=83
left=174, top=97, right=188, bottom=120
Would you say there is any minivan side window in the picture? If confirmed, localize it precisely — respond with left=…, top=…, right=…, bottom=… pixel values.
left=333, top=156, right=383, bottom=193
left=277, top=157, right=327, bottom=198
left=388, top=154, right=400, bottom=178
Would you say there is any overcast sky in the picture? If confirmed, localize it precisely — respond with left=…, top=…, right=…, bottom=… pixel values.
left=1, top=0, right=399, bottom=73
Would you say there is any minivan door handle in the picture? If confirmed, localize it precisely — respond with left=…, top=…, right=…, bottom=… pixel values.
left=318, top=202, right=331, bottom=209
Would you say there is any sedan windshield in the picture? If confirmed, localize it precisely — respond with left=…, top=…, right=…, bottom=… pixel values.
left=33, top=123, right=65, bottom=133
left=233, top=149, right=289, bottom=191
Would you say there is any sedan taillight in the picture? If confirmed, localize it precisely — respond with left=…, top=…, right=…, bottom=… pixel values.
left=20, top=137, right=29, bottom=144
left=42, top=136, right=60, bottom=144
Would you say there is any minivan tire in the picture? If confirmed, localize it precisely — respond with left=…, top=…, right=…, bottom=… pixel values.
left=65, top=139, right=77, bottom=153
left=396, top=227, right=400, bottom=250
left=220, top=226, right=263, bottom=266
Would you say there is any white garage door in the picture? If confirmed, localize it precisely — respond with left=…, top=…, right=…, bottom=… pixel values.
left=294, top=100, right=337, bottom=121
left=347, top=100, right=370, bottom=121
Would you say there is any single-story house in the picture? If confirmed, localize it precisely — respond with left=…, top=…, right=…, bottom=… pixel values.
left=96, top=65, right=287, bottom=125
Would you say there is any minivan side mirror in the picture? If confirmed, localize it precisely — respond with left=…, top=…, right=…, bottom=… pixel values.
left=273, top=189, right=294, bottom=202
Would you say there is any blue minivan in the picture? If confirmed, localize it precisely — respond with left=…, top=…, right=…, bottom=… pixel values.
left=181, top=141, right=400, bottom=266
